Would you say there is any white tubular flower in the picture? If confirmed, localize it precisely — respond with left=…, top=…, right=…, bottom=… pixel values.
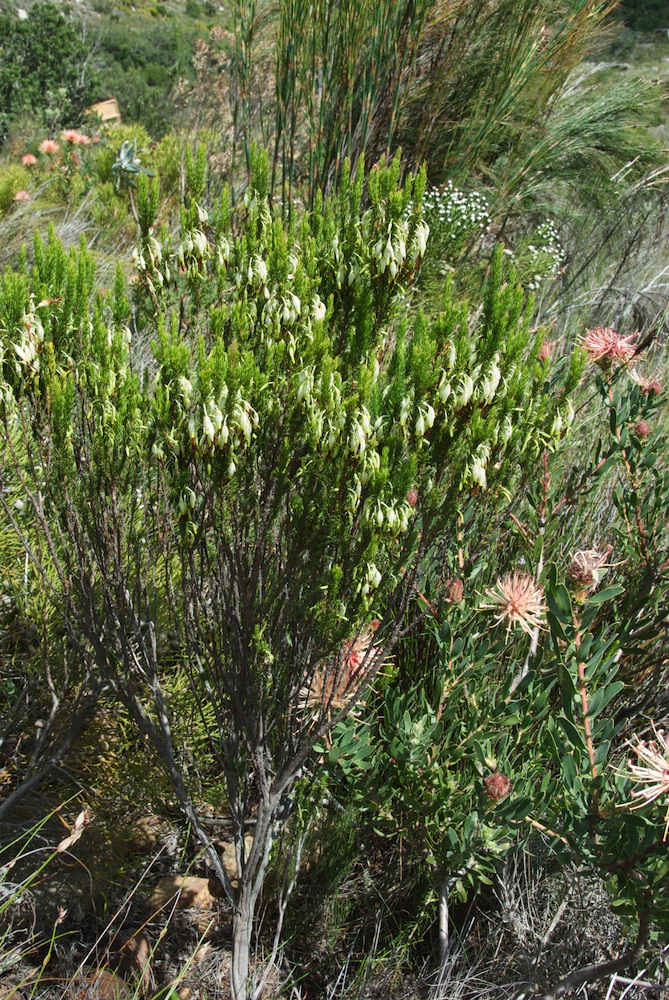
left=499, top=414, right=513, bottom=444
left=480, top=357, right=501, bottom=404
left=454, top=374, right=474, bottom=410
left=193, top=230, right=209, bottom=257
left=202, top=405, right=215, bottom=443
left=217, top=238, right=231, bottom=264
left=297, top=368, right=314, bottom=404
left=232, top=402, right=253, bottom=444
left=313, top=295, right=326, bottom=322
left=216, top=419, right=229, bottom=448
left=438, top=373, right=452, bottom=403
left=366, top=563, right=382, bottom=589
left=564, top=399, right=575, bottom=428
left=178, top=377, right=193, bottom=407
left=207, top=400, right=223, bottom=433
left=415, top=412, right=425, bottom=438
left=350, top=420, right=367, bottom=455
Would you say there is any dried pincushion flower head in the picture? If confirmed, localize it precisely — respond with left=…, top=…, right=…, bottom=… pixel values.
left=480, top=572, right=545, bottom=635
left=445, top=578, right=464, bottom=604
left=630, top=369, right=662, bottom=396
left=538, top=338, right=556, bottom=363
left=301, top=620, right=386, bottom=712
left=581, top=326, right=638, bottom=368
left=568, top=548, right=609, bottom=591
left=484, top=772, right=511, bottom=801
left=621, top=726, right=669, bottom=840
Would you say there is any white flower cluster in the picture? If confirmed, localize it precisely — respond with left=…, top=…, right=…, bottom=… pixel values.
left=422, top=181, right=491, bottom=247
left=522, top=220, right=565, bottom=291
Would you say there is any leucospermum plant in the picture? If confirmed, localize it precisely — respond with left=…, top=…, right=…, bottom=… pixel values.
left=0, top=147, right=575, bottom=999
left=325, top=321, right=669, bottom=992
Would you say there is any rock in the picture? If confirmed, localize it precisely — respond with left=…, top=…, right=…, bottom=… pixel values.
left=0, top=980, right=25, bottom=1000
left=124, top=815, right=167, bottom=854
left=70, top=970, right=131, bottom=999
left=148, top=875, right=224, bottom=913
left=115, top=932, right=152, bottom=990
left=217, top=834, right=254, bottom=884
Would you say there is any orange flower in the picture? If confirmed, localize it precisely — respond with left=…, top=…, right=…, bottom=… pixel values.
left=21, top=153, right=37, bottom=166
left=39, top=139, right=59, bottom=154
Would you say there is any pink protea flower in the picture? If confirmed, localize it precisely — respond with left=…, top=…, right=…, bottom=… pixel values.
left=39, top=139, right=59, bottom=155
left=634, top=420, right=651, bottom=439
left=406, top=487, right=418, bottom=508
left=21, top=153, right=38, bottom=166
left=480, top=572, right=545, bottom=635
left=581, top=327, right=638, bottom=367
left=13, top=190, right=29, bottom=202
left=623, top=726, right=669, bottom=840
left=630, top=369, right=662, bottom=396
left=484, top=772, right=512, bottom=801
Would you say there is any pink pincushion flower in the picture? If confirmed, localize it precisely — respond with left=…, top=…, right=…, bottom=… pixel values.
left=13, top=190, right=30, bottom=202
left=21, top=153, right=38, bottom=166
left=61, top=129, right=89, bottom=145
left=39, top=139, right=59, bottom=155
left=480, top=572, right=545, bottom=635
left=581, top=327, right=637, bottom=367
left=623, top=725, right=669, bottom=840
